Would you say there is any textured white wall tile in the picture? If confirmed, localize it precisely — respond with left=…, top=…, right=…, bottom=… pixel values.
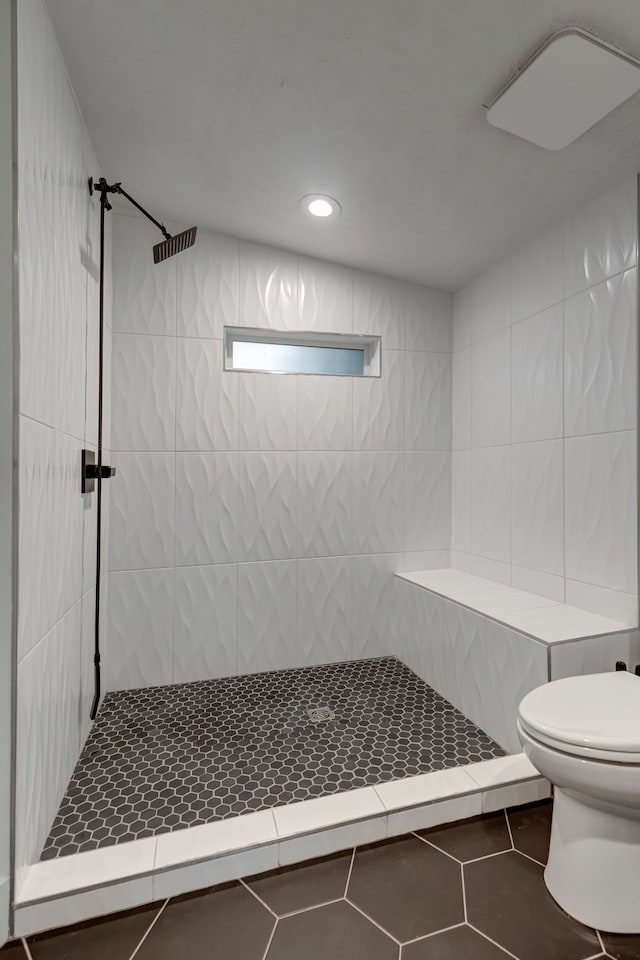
left=297, top=557, right=352, bottom=665
left=405, top=284, right=452, bottom=352
left=471, top=329, right=510, bottom=448
left=471, top=446, right=511, bottom=563
left=451, top=450, right=471, bottom=554
left=353, top=270, right=405, bottom=349
left=470, top=555, right=511, bottom=585
left=351, top=554, right=403, bottom=659
left=511, top=440, right=563, bottom=577
left=18, top=417, right=56, bottom=660
left=111, top=334, right=176, bottom=451
left=440, top=602, right=485, bottom=720
left=478, top=622, right=548, bottom=752
left=450, top=550, right=472, bottom=572
left=564, top=269, right=636, bottom=437
left=452, top=284, right=473, bottom=352
left=113, top=214, right=176, bottom=335
left=173, top=564, right=238, bottom=682
left=175, top=338, right=238, bottom=451
left=238, top=241, right=298, bottom=329
left=511, top=305, right=563, bottom=444
left=511, top=221, right=563, bottom=323
left=563, top=175, right=637, bottom=299
left=106, top=569, right=174, bottom=690
left=565, top=431, right=637, bottom=594
left=405, top=352, right=451, bottom=451
left=109, top=452, right=175, bottom=570
left=353, top=349, right=404, bottom=450
left=54, top=432, right=84, bottom=622
left=15, top=603, right=82, bottom=869
left=398, top=581, right=445, bottom=693
left=352, top=452, right=404, bottom=554
left=511, top=566, right=565, bottom=603
left=564, top=580, right=637, bottom=626
left=237, top=560, right=297, bottom=673
left=551, top=631, right=640, bottom=681
left=238, top=372, right=297, bottom=451
left=298, top=257, right=353, bottom=332
left=452, top=347, right=471, bottom=451
left=472, top=259, right=511, bottom=343
left=400, top=550, right=451, bottom=572
left=297, top=375, right=353, bottom=451
left=174, top=452, right=238, bottom=565
left=404, top=453, right=451, bottom=552
left=15, top=0, right=113, bottom=876
left=176, top=230, right=239, bottom=339
left=297, top=452, right=352, bottom=558
left=237, top=452, right=297, bottom=561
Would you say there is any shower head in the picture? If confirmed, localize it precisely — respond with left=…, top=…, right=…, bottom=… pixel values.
left=153, top=226, right=198, bottom=264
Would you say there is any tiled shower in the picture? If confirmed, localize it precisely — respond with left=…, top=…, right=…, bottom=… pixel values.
left=9, top=0, right=640, bottom=933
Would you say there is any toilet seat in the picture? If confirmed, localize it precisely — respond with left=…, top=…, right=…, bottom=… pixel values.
left=518, top=671, right=640, bottom=764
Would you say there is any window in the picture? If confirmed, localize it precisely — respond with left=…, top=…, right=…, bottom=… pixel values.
left=224, top=327, right=381, bottom=377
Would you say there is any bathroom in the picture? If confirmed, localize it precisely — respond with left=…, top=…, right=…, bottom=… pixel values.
left=1, top=0, right=640, bottom=956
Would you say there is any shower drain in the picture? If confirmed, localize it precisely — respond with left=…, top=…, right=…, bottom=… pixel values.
left=307, top=706, right=335, bottom=723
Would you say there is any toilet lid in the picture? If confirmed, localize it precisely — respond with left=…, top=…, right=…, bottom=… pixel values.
left=519, top=672, right=640, bottom=755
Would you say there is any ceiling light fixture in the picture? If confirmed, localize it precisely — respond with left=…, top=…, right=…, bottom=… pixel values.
left=301, top=194, right=341, bottom=219
left=486, top=28, right=640, bottom=150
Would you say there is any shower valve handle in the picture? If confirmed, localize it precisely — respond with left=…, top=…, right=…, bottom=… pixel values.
left=81, top=449, right=116, bottom=494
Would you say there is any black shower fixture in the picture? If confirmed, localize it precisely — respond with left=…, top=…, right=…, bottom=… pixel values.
left=88, top=177, right=197, bottom=262
left=85, top=177, right=197, bottom=721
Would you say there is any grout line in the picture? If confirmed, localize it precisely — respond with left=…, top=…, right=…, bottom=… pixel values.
left=503, top=808, right=515, bottom=850
left=345, top=897, right=402, bottom=946
left=512, top=848, right=547, bottom=869
left=239, top=879, right=279, bottom=919
left=278, top=896, right=344, bottom=919
left=596, top=929, right=605, bottom=952
left=261, top=917, right=278, bottom=960
left=411, top=833, right=464, bottom=865
left=461, top=862, right=467, bottom=923
left=343, top=847, right=356, bottom=898
left=401, top=921, right=467, bottom=948
left=127, top=898, right=169, bottom=960
left=20, top=939, right=34, bottom=960
left=461, top=848, right=512, bottom=867
left=467, top=922, right=521, bottom=960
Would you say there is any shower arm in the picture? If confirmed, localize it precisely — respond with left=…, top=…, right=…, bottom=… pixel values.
left=88, top=178, right=173, bottom=241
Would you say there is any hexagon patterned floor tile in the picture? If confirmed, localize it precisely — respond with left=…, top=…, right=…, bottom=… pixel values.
left=40, top=657, right=504, bottom=859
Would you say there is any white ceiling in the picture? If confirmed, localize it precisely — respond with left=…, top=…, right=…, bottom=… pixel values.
left=48, top=0, right=640, bottom=291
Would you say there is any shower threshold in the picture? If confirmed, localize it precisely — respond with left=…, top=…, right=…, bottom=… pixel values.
left=14, top=658, right=549, bottom=936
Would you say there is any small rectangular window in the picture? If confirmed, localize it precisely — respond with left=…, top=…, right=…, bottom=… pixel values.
left=224, top=327, right=381, bottom=377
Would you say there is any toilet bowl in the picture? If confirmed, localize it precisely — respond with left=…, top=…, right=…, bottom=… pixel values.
left=517, top=671, right=640, bottom=934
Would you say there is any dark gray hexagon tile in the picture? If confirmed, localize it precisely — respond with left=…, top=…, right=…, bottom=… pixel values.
left=41, top=658, right=504, bottom=858
left=266, top=901, right=397, bottom=960
left=348, top=836, right=464, bottom=943
left=246, top=851, right=353, bottom=916
left=465, top=851, right=601, bottom=960
left=403, top=925, right=515, bottom=959
left=507, top=800, right=552, bottom=865
left=136, top=883, right=274, bottom=960
left=418, top=811, right=511, bottom=862
left=26, top=902, right=162, bottom=960
left=602, top=932, right=640, bottom=960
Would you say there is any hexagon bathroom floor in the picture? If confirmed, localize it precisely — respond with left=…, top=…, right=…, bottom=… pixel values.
left=40, top=657, right=505, bottom=859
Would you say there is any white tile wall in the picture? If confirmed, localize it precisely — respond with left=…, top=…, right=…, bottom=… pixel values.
left=451, top=175, right=638, bottom=621
left=16, top=0, right=112, bottom=871
left=110, top=214, right=453, bottom=686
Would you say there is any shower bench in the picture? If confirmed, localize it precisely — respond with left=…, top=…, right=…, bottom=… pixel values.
left=395, top=567, right=640, bottom=754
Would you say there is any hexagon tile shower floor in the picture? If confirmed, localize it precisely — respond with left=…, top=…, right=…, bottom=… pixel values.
left=41, top=657, right=505, bottom=859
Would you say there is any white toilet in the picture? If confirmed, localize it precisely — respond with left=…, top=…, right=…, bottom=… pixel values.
left=517, top=671, right=640, bottom=934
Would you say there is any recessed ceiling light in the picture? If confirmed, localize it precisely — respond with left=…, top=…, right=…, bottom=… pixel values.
left=301, top=194, right=341, bottom=219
